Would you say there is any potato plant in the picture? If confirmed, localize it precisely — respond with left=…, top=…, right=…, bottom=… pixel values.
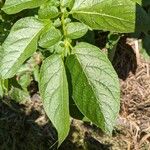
left=0, top=0, right=149, bottom=147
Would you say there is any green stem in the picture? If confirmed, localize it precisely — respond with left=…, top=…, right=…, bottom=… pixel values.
left=61, top=8, right=67, bottom=37
left=60, top=7, right=73, bottom=56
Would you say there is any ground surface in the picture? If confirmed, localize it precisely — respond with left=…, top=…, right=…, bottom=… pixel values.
left=0, top=37, right=150, bottom=150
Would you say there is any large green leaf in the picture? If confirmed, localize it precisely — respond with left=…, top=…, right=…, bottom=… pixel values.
left=39, top=54, right=70, bottom=146
left=0, top=17, right=44, bottom=79
left=71, top=0, right=136, bottom=33
left=67, top=42, right=120, bottom=133
left=2, top=0, right=47, bottom=14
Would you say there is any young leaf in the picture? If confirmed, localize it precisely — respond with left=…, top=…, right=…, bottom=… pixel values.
left=47, top=0, right=60, bottom=7
left=107, top=33, right=120, bottom=61
left=2, top=0, right=47, bottom=14
left=0, top=17, right=44, bottom=79
left=71, top=0, right=136, bottom=33
left=38, top=2, right=59, bottom=19
left=18, top=73, right=32, bottom=91
left=60, top=0, right=75, bottom=9
left=39, top=27, right=62, bottom=48
left=39, top=54, right=70, bottom=146
left=9, top=87, right=30, bottom=103
left=66, top=22, right=88, bottom=39
left=66, top=42, right=120, bottom=133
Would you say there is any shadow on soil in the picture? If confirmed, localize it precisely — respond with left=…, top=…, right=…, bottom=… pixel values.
left=0, top=100, right=57, bottom=150
left=0, top=100, right=112, bottom=150
left=112, top=36, right=138, bottom=80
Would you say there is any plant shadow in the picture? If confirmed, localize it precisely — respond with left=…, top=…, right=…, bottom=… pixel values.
left=106, top=1, right=150, bottom=80
left=0, top=99, right=57, bottom=150
left=141, top=0, right=150, bottom=58
left=60, top=121, right=112, bottom=150
left=112, top=36, right=137, bottom=80
left=0, top=99, right=113, bottom=150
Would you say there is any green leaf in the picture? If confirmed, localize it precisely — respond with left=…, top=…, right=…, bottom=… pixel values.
left=0, top=45, right=3, bottom=60
left=61, top=0, right=74, bottom=8
left=66, top=42, right=120, bottom=133
left=69, top=97, right=84, bottom=120
left=71, top=0, right=136, bottom=33
left=82, top=116, right=90, bottom=122
left=78, top=31, right=95, bottom=45
left=33, top=65, right=40, bottom=82
left=107, top=33, right=120, bottom=61
left=18, top=73, right=32, bottom=91
left=38, top=1, right=59, bottom=19
left=0, top=17, right=44, bottom=79
left=140, top=35, right=150, bottom=61
left=135, top=5, right=150, bottom=32
left=131, top=0, right=141, bottom=5
left=39, top=27, right=62, bottom=48
left=0, top=79, right=4, bottom=97
left=53, top=18, right=62, bottom=28
left=9, top=87, right=30, bottom=103
left=47, top=0, right=60, bottom=7
left=39, top=54, right=70, bottom=146
left=66, top=66, right=84, bottom=120
left=66, top=22, right=88, bottom=39
left=142, top=1, right=150, bottom=7
left=2, top=0, right=47, bottom=14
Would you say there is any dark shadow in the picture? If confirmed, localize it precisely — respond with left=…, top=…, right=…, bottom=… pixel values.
left=95, top=31, right=109, bottom=49
left=0, top=99, right=58, bottom=150
left=141, top=0, right=150, bottom=57
left=59, top=121, right=112, bottom=150
left=135, top=2, right=149, bottom=34
left=112, top=1, right=150, bottom=80
left=131, top=1, right=150, bottom=59
left=112, top=36, right=137, bottom=80
left=84, top=132, right=111, bottom=150
left=65, top=65, right=84, bottom=120
left=59, top=122, right=83, bottom=150
left=27, top=80, right=39, bottom=96
left=0, top=99, right=113, bottom=150
left=142, top=1, right=150, bottom=8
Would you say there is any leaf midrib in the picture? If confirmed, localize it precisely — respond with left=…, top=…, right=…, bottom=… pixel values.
left=72, top=11, right=134, bottom=24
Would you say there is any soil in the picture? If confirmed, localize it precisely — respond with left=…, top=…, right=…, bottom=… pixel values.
left=0, top=37, right=150, bottom=150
